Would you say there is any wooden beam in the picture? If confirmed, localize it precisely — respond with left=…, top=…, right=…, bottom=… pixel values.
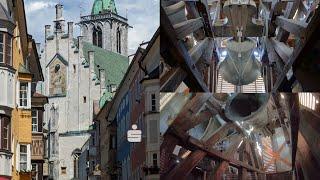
left=164, top=150, right=207, bottom=179
left=286, top=93, right=300, bottom=169
left=271, top=37, right=293, bottom=63
left=160, top=67, right=187, bottom=92
left=272, top=93, right=291, bottom=144
left=299, top=1, right=309, bottom=15
left=249, top=141, right=263, bottom=170
left=195, top=0, right=215, bottom=37
left=202, top=122, right=235, bottom=145
left=164, top=1, right=185, bottom=15
left=202, top=38, right=215, bottom=64
left=185, top=1, right=206, bottom=41
left=172, top=93, right=212, bottom=130
left=173, top=17, right=204, bottom=39
left=268, top=0, right=286, bottom=36
left=167, top=127, right=265, bottom=173
left=239, top=141, right=248, bottom=180
left=214, top=135, right=243, bottom=179
left=272, top=5, right=320, bottom=92
left=161, top=6, right=209, bottom=92
left=164, top=123, right=238, bottom=178
left=189, top=38, right=209, bottom=63
left=296, top=132, right=320, bottom=179
left=160, top=133, right=182, bottom=175
left=275, top=16, right=307, bottom=38
left=276, top=0, right=300, bottom=41
left=181, top=109, right=212, bottom=131
left=265, top=38, right=284, bottom=76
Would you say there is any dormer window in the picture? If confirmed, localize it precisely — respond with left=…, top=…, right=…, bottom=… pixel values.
left=0, top=32, right=12, bottom=66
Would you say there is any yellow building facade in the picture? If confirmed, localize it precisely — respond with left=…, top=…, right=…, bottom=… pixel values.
left=11, top=1, right=32, bottom=180
left=11, top=0, right=41, bottom=179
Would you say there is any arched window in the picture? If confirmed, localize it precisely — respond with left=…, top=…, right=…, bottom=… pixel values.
left=92, top=26, right=102, bottom=48
left=116, top=27, right=121, bottom=53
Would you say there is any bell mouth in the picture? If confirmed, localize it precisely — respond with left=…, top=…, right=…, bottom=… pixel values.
left=225, top=93, right=269, bottom=122
left=230, top=95, right=261, bottom=117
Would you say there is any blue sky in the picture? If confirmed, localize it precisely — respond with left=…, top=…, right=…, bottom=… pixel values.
left=24, top=0, right=159, bottom=54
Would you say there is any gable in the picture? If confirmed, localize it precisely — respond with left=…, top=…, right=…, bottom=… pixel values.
left=47, top=54, right=67, bottom=96
left=46, top=53, right=68, bottom=68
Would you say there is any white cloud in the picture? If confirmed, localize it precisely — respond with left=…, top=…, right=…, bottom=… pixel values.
left=25, top=1, right=56, bottom=14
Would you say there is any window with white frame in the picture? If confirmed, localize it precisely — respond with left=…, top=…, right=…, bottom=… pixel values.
left=20, top=145, right=28, bottom=171
left=18, top=81, right=31, bottom=108
left=151, top=93, right=156, bottom=112
left=32, top=110, right=38, bottom=132
left=0, top=32, right=12, bottom=66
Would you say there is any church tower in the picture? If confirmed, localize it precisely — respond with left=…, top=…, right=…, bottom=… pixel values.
left=79, top=0, right=129, bottom=56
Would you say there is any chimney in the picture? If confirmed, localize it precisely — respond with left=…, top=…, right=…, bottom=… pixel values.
left=55, top=4, right=63, bottom=20
left=45, top=25, right=51, bottom=39
left=68, top=22, right=74, bottom=37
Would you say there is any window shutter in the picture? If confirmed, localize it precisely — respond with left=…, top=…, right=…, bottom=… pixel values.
left=27, top=144, right=31, bottom=171
left=27, top=82, right=31, bottom=109
left=16, top=143, right=20, bottom=171
left=16, top=81, right=20, bottom=107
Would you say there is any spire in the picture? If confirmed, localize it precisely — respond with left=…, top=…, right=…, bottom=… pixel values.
left=91, top=0, right=117, bottom=15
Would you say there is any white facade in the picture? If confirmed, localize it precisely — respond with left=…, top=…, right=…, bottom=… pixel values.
left=0, top=66, right=15, bottom=109
left=141, top=32, right=160, bottom=180
left=38, top=3, right=129, bottom=179
left=38, top=4, right=102, bottom=180
left=0, top=0, right=15, bottom=178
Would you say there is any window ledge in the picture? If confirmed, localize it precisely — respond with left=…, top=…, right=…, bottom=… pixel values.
left=0, top=149, right=13, bottom=156
left=18, top=107, right=31, bottom=110
left=0, top=63, right=16, bottom=72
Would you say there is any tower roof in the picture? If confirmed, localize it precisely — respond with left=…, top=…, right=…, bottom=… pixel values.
left=91, top=0, right=117, bottom=15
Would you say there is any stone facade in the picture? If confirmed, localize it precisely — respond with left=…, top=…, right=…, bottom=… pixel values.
left=38, top=3, right=128, bottom=180
left=79, top=10, right=129, bottom=56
